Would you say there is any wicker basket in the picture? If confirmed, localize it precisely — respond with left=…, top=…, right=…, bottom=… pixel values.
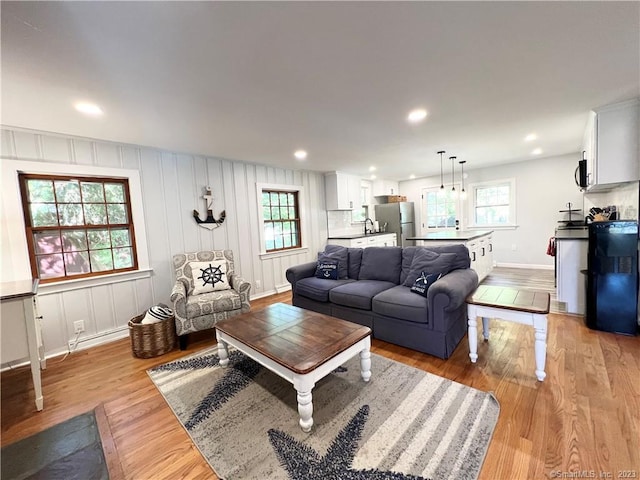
left=128, top=313, right=177, bottom=358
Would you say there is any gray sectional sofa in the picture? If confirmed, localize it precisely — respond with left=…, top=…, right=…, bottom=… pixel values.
left=285, top=244, right=478, bottom=359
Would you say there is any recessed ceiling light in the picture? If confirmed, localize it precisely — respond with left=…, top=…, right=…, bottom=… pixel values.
left=407, top=108, right=427, bottom=124
left=294, top=150, right=307, bottom=160
left=370, top=174, right=377, bottom=180
left=74, top=102, right=103, bottom=116
left=532, top=148, right=543, bottom=155
left=369, top=166, right=377, bottom=172
left=409, top=174, right=416, bottom=179
left=524, top=133, right=537, bottom=142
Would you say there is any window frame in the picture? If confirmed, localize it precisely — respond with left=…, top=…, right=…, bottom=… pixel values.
left=467, top=178, right=517, bottom=228
left=421, top=185, right=461, bottom=233
left=256, top=183, right=307, bottom=258
left=19, top=173, right=139, bottom=283
left=1, top=159, right=151, bottom=291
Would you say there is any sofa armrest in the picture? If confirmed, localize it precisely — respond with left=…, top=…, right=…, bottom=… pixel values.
left=285, top=261, right=317, bottom=288
left=428, top=268, right=479, bottom=332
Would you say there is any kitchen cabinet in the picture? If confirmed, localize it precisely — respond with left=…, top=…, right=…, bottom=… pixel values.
left=583, top=98, right=639, bottom=191
left=325, top=172, right=362, bottom=210
left=372, top=179, right=399, bottom=197
left=409, top=231, right=494, bottom=282
left=556, top=238, right=588, bottom=315
left=327, top=233, right=397, bottom=248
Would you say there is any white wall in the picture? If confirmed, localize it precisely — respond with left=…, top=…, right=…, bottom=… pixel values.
left=399, top=153, right=584, bottom=268
left=1, top=127, right=327, bottom=359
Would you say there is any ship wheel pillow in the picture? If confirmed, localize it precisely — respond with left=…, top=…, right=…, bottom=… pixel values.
left=189, top=260, right=231, bottom=295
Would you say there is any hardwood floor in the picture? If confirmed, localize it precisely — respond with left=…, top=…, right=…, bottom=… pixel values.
left=2, top=272, right=639, bottom=479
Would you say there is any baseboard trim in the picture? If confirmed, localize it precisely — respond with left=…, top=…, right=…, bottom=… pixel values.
left=68, top=326, right=129, bottom=351
left=495, top=263, right=554, bottom=270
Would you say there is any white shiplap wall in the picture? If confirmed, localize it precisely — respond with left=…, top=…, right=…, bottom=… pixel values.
left=0, top=127, right=327, bottom=358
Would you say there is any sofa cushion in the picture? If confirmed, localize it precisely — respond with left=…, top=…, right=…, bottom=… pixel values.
left=372, top=285, right=430, bottom=324
left=400, top=245, right=471, bottom=284
left=403, top=249, right=456, bottom=287
left=295, top=277, right=355, bottom=303
left=358, top=247, right=403, bottom=283
left=315, top=260, right=339, bottom=280
left=319, top=245, right=349, bottom=279
left=329, top=280, right=396, bottom=310
left=347, top=248, right=363, bottom=279
left=410, top=272, right=443, bottom=297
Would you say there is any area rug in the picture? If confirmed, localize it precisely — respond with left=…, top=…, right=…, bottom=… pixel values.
left=148, top=347, right=499, bottom=480
left=1, top=409, right=108, bottom=480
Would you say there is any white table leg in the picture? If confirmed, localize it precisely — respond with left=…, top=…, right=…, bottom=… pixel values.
left=467, top=305, right=478, bottom=363
left=360, top=348, right=371, bottom=382
left=533, top=314, right=548, bottom=382
left=482, top=317, right=490, bottom=341
left=296, top=389, right=314, bottom=432
left=23, top=297, right=43, bottom=411
left=216, top=338, right=229, bottom=367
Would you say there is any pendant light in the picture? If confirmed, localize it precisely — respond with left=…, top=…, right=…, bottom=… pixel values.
left=449, top=156, right=457, bottom=198
left=459, top=160, right=467, bottom=200
left=437, top=151, right=445, bottom=195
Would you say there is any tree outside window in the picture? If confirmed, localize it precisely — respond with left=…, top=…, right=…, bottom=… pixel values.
left=19, top=174, right=138, bottom=282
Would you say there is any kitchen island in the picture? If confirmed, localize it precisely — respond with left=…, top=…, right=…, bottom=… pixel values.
left=408, top=230, right=493, bottom=281
left=327, top=232, right=397, bottom=248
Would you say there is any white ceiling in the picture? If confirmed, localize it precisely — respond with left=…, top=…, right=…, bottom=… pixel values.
left=2, top=1, right=638, bottom=180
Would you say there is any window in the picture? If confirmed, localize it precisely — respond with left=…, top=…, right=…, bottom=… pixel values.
left=351, top=183, right=371, bottom=223
left=261, top=189, right=301, bottom=252
left=469, top=179, right=516, bottom=227
left=423, top=187, right=459, bottom=229
left=19, top=173, right=138, bottom=282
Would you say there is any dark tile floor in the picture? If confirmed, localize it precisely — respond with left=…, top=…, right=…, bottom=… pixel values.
left=1, top=410, right=108, bottom=480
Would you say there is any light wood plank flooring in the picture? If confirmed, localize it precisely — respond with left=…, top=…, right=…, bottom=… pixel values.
left=2, top=270, right=639, bottom=479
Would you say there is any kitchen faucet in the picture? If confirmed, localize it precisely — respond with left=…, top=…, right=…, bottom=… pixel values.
left=364, top=218, right=374, bottom=235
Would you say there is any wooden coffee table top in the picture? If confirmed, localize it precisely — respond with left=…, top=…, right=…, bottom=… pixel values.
left=215, top=303, right=371, bottom=374
left=466, top=285, right=550, bottom=314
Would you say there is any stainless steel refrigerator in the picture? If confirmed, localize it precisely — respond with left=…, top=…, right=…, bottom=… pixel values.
left=374, top=202, right=415, bottom=247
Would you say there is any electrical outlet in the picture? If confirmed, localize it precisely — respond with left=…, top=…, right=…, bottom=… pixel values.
left=511, top=244, right=517, bottom=251
left=73, top=320, right=85, bottom=334
left=255, top=280, right=262, bottom=290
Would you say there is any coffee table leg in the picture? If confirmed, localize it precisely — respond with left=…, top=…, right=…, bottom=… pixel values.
left=296, top=389, right=314, bottom=432
left=533, top=314, right=548, bottom=382
left=360, top=348, right=371, bottom=382
left=482, top=317, right=490, bottom=341
left=217, top=338, right=229, bottom=367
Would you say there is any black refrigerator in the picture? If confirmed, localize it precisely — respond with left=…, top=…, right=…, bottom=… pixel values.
left=586, top=221, right=638, bottom=335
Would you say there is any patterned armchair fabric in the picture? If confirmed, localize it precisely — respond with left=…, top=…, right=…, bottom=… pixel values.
left=170, top=250, right=251, bottom=338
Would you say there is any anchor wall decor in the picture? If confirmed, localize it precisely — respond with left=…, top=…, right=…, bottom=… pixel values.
left=193, top=186, right=226, bottom=230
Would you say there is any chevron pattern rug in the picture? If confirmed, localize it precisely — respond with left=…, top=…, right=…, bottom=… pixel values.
left=148, top=347, right=499, bottom=480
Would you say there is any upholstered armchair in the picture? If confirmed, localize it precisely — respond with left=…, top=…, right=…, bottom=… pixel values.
left=170, top=250, right=251, bottom=349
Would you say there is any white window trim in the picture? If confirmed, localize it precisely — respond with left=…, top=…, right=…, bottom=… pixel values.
left=467, top=178, right=518, bottom=228
left=256, top=182, right=309, bottom=259
left=1, top=159, right=151, bottom=286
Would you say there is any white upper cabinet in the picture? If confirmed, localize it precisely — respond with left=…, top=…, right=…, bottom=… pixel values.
left=583, top=98, right=639, bottom=190
left=325, top=172, right=362, bottom=210
left=372, top=179, right=399, bottom=196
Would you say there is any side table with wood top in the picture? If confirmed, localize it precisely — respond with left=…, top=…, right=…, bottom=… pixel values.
left=466, top=285, right=550, bottom=381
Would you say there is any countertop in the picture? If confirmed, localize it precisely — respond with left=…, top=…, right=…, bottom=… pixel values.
left=555, top=229, right=588, bottom=240
left=408, top=230, right=493, bottom=241
left=327, top=232, right=396, bottom=240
